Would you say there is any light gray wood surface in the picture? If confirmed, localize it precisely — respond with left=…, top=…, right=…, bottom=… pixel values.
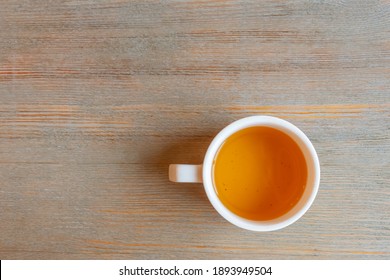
left=0, top=0, right=389, bottom=259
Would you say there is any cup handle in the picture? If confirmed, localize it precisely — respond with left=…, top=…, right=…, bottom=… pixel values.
left=169, top=164, right=203, bottom=183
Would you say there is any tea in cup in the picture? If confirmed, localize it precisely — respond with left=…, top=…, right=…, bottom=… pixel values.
left=169, top=116, right=320, bottom=231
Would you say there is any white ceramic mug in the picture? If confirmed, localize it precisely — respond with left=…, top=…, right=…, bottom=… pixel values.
left=169, top=116, right=320, bottom=231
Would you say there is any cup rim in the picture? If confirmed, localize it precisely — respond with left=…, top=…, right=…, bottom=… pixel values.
left=202, top=116, right=320, bottom=231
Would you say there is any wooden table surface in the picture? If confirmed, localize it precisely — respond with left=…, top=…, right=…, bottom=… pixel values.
left=1, top=0, right=389, bottom=260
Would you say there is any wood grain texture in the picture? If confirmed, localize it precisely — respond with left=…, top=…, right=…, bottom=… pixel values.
left=0, top=0, right=389, bottom=259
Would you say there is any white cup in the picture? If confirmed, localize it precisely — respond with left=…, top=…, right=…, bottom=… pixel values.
left=169, top=116, right=320, bottom=231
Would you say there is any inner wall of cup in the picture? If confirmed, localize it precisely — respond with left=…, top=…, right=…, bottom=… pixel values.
left=203, top=118, right=319, bottom=229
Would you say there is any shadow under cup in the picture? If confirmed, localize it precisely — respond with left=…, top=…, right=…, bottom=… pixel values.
left=202, top=116, right=320, bottom=231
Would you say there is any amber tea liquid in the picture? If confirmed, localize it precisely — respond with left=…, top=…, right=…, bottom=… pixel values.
left=212, top=126, right=307, bottom=221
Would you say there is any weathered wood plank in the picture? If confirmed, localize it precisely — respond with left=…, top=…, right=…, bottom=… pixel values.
left=0, top=0, right=389, bottom=259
